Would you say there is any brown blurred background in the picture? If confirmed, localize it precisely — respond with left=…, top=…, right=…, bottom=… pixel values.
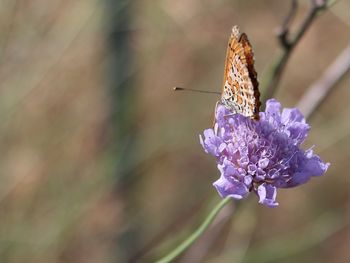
left=0, top=0, right=349, bottom=262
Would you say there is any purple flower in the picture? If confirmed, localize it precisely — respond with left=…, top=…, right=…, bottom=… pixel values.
left=200, top=99, right=329, bottom=207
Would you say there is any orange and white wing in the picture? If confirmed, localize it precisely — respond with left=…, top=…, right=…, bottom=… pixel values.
left=221, top=26, right=260, bottom=119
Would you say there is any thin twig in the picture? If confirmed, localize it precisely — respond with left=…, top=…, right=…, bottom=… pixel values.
left=276, top=0, right=298, bottom=50
left=297, top=45, right=350, bottom=120
left=261, top=0, right=330, bottom=104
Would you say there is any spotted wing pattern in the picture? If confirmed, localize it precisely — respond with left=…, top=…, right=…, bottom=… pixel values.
left=221, top=26, right=260, bottom=119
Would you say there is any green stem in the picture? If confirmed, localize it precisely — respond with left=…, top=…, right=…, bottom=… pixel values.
left=154, top=197, right=232, bottom=263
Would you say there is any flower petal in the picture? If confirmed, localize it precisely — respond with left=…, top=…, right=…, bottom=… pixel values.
left=265, top=99, right=281, bottom=116
left=304, top=155, right=330, bottom=176
left=281, top=108, right=305, bottom=124
left=264, top=99, right=282, bottom=124
left=200, top=128, right=223, bottom=156
left=213, top=175, right=249, bottom=200
left=257, top=184, right=279, bottom=207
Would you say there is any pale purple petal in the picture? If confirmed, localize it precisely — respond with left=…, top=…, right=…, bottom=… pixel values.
left=265, top=99, right=281, bottom=118
left=201, top=129, right=223, bottom=156
left=213, top=175, right=249, bottom=200
left=257, top=184, right=278, bottom=207
left=281, top=107, right=305, bottom=124
left=258, top=158, right=269, bottom=169
left=304, top=155, right=330, bottom=176
left=281, top=108, right=310, bottom=145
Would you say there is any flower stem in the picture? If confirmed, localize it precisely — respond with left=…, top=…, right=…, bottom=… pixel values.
left=154, top=197, right=232, bottom=263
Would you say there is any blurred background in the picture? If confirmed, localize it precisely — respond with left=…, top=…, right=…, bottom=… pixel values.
left=0, top=0, right=349, bottom=262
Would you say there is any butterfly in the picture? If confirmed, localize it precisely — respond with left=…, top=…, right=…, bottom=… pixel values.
left=220, top=26, right=261, bottom=120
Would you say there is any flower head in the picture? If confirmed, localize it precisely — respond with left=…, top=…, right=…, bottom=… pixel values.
left=200, top=99, right=329, bottom=207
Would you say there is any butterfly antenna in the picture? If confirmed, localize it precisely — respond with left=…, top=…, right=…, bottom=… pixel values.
left=173, top=87, right=221, bottom=95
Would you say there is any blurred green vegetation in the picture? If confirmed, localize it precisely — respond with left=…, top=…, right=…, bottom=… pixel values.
left=0, top=0, right=349, bottom=263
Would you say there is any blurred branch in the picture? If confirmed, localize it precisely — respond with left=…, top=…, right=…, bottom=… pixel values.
left=276, top=0, right=298, bottom=50
left=297, top=44, right=350, bottom=120
left=261, top=0, right=333, bottom=103
left=105, top=0, right=142, bottom=262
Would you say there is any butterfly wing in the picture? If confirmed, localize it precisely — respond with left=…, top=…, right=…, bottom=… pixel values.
left=221, top=26, right=260, bottom=119
left=240, top=33, right=261, bottom=117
